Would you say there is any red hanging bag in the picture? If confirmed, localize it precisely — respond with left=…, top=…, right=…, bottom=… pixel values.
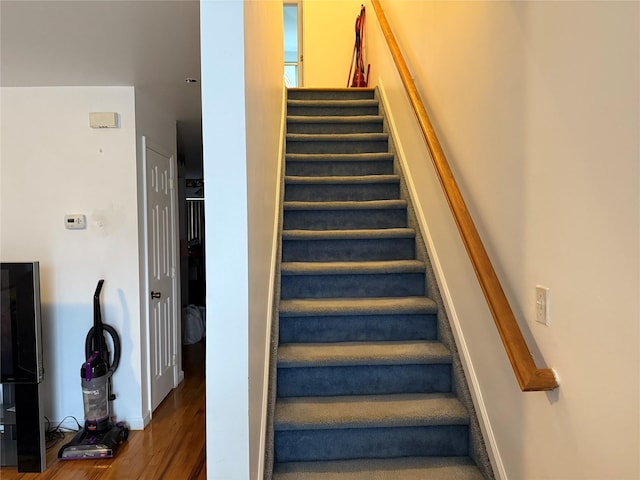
left=347, top=5, right=370, bottom=88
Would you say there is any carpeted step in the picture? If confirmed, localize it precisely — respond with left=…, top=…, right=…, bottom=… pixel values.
left=286, top=133, right=389, bottom=154
left=282, top=228, right=415, bottom=262
left=268, top=87, right=494, bottom=480
left=280, top=296, right=438, bottom=317
left=277, top=341, right=452, bottom=396
left=274, top=394, right=470, bottom=462
left=287, top=99, right=379, bottom=117
left=285, top=153, right=395, bottom=177
left=287, top=88, right=375, bottom=101
left=273, top=456, right=486, bottom=480
left=279, top=297, right=438, bottom=343
left=284, top=175, right=400, bottom=202
left=283, top=199, right=407, bottom=230
left=287, top=115, right=384, bottom=134
left=278, top=341, right=450, bottom=367
left=280, top=260, right=425, bottom=299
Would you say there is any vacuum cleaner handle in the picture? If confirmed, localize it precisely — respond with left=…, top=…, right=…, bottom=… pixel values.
left=94, top=279, right=104, bottom=299
left=93, top=280, right=105, bottom=355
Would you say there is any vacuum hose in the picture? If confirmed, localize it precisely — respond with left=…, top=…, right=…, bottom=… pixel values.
left=85, top=323, right=121, bottom=374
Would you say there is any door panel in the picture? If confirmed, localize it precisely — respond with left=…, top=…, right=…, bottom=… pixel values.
left=145, top=139, right=176, bottom=412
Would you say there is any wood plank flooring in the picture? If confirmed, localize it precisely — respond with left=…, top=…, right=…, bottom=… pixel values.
left=1, top=342, right=206, bottom=480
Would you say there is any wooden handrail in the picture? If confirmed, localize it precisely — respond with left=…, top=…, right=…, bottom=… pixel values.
left=371, top=0, right=558, bottom=391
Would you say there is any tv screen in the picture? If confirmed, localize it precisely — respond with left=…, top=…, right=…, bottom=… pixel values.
left=0, top=262, right=43, bottom=383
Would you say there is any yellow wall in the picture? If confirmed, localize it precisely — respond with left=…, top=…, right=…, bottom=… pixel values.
left=302, top=0, right=364, bottom=87
left=244, top=1, right=285, bottom=478
left=368, top=1, right=639, bottom=478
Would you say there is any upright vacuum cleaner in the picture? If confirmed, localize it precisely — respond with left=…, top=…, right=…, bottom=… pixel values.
left=347, top=4, right=370, bottom=88
left=58, top=280, right=129, bottom=460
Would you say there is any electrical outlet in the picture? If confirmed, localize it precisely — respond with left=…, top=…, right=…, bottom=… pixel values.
left=536, top=285, right=550, bottom=326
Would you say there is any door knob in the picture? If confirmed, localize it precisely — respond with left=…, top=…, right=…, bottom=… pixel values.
left=151, top=291, right=161, bottom=299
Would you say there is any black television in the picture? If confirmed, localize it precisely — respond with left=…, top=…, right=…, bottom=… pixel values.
left=0, top=262, right=44, bottom=384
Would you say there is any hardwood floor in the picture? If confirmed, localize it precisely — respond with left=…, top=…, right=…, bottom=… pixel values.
left=1, top=342, right=206, bottom=480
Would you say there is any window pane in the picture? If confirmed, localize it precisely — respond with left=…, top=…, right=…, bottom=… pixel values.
left=284, top=65, right=298, bottom=87
left=284, top=5, right=298, bottom=64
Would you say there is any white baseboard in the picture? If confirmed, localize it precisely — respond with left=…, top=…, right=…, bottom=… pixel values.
left=51, top=412, right=149, bottom=432
left=126, top=414, right=148, bottom=431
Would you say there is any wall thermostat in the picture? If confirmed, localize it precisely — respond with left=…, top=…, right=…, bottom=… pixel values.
left=64, top=214, right=86, bottom=230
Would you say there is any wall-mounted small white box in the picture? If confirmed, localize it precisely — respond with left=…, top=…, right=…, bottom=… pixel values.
left=89, top=112, right=119, bottom=129
left=64, top=214, right=86, bottom=230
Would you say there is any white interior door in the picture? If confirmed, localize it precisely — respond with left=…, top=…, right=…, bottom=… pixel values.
left=144, top=138, right=178, bottom=412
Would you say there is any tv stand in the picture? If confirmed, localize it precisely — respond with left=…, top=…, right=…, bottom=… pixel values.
left=0, top=383, right=46, bottom=472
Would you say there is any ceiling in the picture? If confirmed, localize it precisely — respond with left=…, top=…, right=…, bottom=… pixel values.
left=1, top=0, right=203, bottom=176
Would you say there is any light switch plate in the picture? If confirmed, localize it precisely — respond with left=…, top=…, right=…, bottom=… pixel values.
left=535, top=285, right=550, bottom=326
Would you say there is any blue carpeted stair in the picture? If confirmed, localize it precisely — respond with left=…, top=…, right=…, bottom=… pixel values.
left=270, top=88, right=493, bottom=480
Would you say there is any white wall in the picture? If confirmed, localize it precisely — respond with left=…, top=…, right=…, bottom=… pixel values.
left=201, top=0, right=284, bottom=478
left=201, top=1, right=249, bottom=478
left=243, top=1, right=285, bottom=479
left=302, top=0, right=363, bottom=87
left=0, top=87, right=146, bottom=428
left=368, top=1, right=639, bottom=478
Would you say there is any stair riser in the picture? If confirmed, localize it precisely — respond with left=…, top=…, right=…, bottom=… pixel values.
left=282, top=237, right=415, bottom=262
left=277, top=364, right=451, bottom=397
left=286, top=160, right=394, bottom=177
left=279, top=314, right=438, bottom=343
left=286, top=140, right=388, bottom=155
left=287, top=122, right=383, bottom=135
left=274, top=425, right=469, bottom=462
left=283, top=209, right=407, bottom=230
left=288, top=90, right=375, bottom=101
left=280, top=273, right=425, bottom=299
left=285, top=183, right=399, bottom=202
left=287, top=105, right=379, bottom=116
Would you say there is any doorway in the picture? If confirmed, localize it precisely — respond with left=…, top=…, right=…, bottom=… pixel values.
left=284, top=0, right=303, bottom=87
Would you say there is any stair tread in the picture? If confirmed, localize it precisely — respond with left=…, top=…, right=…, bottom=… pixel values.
left=288, top=115, right=383, bottom=123
left=288, top=99, right=379, bottom=107
left=286, top=153, right=394, bottom=162
left=275, top=393, right=469, bottom=430
left=285, top=174, right=399, bottom=185
left=280, top=297, right=438, bottom=316
left=287, top=133, right=388, bottom=142
left=284, top=199, right=406, bottom=210
left=278, top=341, right=451, bottom=367
left=281, top=260, right=425, bottom=275
left=273, top=457, right=485, bottom=480
left=290, top=87, right=375, bottom=90
left=288, top=87, right=375, bottom=93
left=282, top=228, right=415, bottom=240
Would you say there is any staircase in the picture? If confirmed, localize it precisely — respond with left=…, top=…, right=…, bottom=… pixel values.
left=270, top=88, right=493, bottom=480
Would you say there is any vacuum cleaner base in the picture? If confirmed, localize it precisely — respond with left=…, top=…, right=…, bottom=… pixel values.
left=58, top=423, right=128, bottom=460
